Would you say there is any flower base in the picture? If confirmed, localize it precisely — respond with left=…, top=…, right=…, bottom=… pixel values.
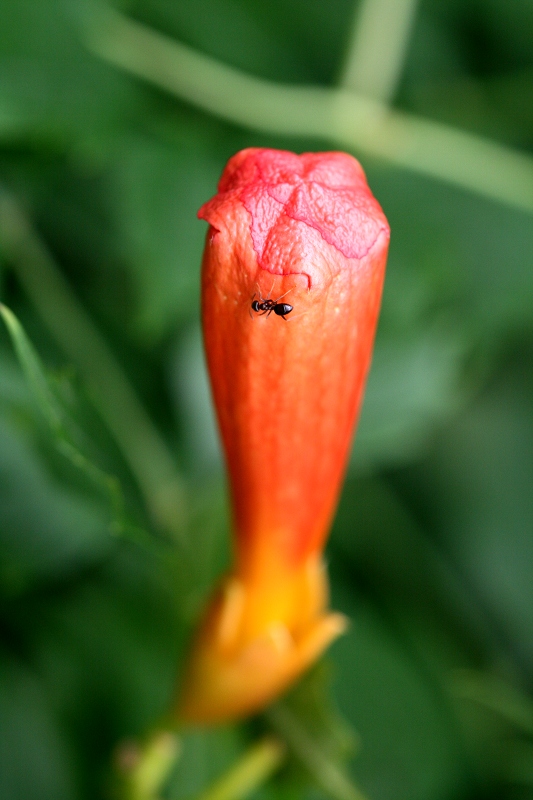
left=178, top=556, right=347, bottom=725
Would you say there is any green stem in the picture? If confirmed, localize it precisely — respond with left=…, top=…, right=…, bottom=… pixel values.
left=193, top=736, right=286, bottom=800
left=0, top=187, right=186, bottom=537
left=451, top=669, right=533, bottom=737
left=267, top=705, right=369, bottom=800
left=81, top=5, right=533, bottom=215
left=339, top=0, right=420, bottom=102
left=117, top=730, right=181, bottom=800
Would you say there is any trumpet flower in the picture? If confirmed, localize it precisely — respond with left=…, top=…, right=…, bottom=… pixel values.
left=179, top=148, right=390, bottom=724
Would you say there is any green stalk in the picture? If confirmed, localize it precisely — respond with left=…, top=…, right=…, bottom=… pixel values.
left=193, top=736, right=286, bottom=800
left=0, top=188, right=186, bottom=537
left=339, top=0, right=420, bottom=102
left=117, top=730, right=181, bottom=800
left=81, top=5, right=533, bottom=215
left=451, top=669, right=533, bottom=737
left=267, top=705, right=369, bottom=800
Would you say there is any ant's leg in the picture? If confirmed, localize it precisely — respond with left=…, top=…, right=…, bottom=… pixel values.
left=284, top=311, right=306, bottom=322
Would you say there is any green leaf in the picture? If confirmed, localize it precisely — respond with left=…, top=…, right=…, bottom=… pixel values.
left=418, top=354, right=533, bottom=670
left=0, top=303, right=125, bottom=532
left=112, top=131, right=219, bottom=339
left=328, top=582, right=468, bottom=800
left=0, top=0, right=136, bottom=150
left=0, top=414, right=111, bottom=591
left=0, top=654, right=79, bottom=800
left=0, top=303, right=62, bottom=429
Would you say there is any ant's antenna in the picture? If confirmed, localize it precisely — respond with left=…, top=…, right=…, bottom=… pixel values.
left=274, top=287, right=292, bottom=303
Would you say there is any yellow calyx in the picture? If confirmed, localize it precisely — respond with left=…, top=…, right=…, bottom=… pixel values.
left=178, top=555, right=347, bottom=725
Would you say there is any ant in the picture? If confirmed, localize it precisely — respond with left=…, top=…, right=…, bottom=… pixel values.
left=250, top=284, right=293, bottom=320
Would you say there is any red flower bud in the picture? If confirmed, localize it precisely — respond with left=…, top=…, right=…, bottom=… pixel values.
left=179, top=148, right=389, bottom=724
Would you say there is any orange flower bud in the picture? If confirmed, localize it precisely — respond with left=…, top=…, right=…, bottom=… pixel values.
left=179, top=148, right=389, bottom=724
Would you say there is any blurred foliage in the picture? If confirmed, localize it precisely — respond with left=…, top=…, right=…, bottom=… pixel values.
left=1, top=0, right=532, bottom=799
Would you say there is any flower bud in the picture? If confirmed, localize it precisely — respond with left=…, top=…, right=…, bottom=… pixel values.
left=179, top=148, right=389, bottom=724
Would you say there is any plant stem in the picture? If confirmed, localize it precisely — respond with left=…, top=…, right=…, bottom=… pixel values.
left=193, top=736, right=286, bottom=800
left=267, top=705, right=369, bottom=800
left=338, top=0, right=420, bottom=102
left=451, top=669, right=533, bottom=737
left=80, top=5, right=533, bottom=215
left=0, top=187, right=186, bottom=537
left=116, top=730, right=181, bottom=800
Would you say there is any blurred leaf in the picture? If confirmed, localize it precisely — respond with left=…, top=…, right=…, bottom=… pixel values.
left=354, top=320, right=467, bottom=468
left=416, top=352, right=533, bottom=670
left=128, top=0, right=355, bottom=85
left=330, top=473, right=491, bottom=664
left=351, top=164, right=533, bottom=469
left=329, top=580, right=468, bottom=800
left=407, top=70, right=533, bottom=149
left=167, top=726, right=248, bottom=799
left=112, top=130, right=219, bottom=339
left=0, top=0, right=137, bottom=151
left=173, top=480, right=230, bottom=622
left=266, top=664, right=364, bottom=800
left=0, top=413, right=110, bottom=592
left=130, top=0, right=293, bottom=83
left=274, top=663, right=359, bottom=766
left=451, top=669, right=533, bottom=737
left=1, top=303, right=65, bottom=430
left=169, top=324, right=222, bottom=474
left=0, top=344, right=32, bottom=408
left=0, top=303, right=126, bottom=533
left=31, top=548, right=186, bottom=737
left=267, top=704, right=366, bottom=800
left=0, top=653, right=80, bottom=800
left=499, top=739, right=533, bottom=789
left=0, top=330, right=114, bottom=592
left=369, top=167, right=533, bottom=332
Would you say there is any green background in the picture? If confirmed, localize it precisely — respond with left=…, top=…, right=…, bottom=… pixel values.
left=1, top=1, right=532, bottom=798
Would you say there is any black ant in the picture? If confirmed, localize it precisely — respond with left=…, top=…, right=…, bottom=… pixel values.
left=250, top=285, right=293, bottom=320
